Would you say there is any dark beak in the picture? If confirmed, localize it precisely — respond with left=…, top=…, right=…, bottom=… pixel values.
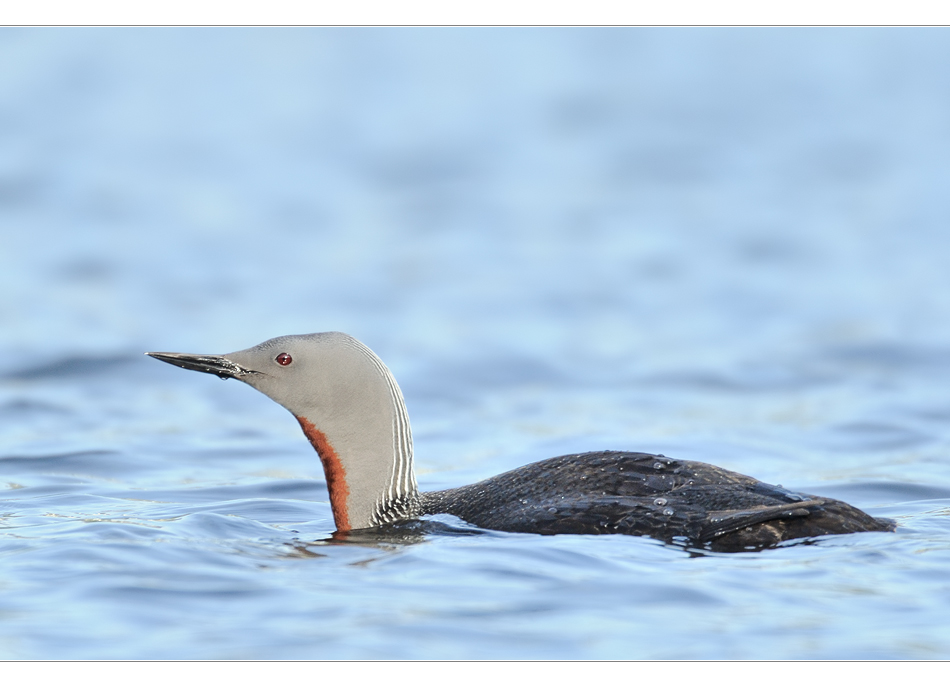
left=146, top=352, right=256, bottom=380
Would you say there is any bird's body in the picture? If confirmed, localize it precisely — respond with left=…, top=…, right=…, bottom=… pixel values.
left=419, top=451, right=890, bottom=551
left=148, top=332, right=894, bottom=552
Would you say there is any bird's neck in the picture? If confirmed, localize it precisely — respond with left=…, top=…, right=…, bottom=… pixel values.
left=294, top=358, right=417, bottom=531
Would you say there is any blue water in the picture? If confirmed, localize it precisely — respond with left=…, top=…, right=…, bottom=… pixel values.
left=2, top=27, right=950, bottom=659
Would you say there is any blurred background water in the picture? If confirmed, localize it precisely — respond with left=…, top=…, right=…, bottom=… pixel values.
left=2, top=27, right=950, bottom=659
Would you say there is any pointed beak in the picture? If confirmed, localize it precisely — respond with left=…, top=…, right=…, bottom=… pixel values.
left=145, top=351, right=257, bottom=380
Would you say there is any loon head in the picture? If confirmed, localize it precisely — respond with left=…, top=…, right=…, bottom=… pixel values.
left=148, top=332, right=416, bottom=532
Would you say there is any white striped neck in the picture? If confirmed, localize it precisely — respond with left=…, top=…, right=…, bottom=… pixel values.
left=276, top=334, right=419, bottom=531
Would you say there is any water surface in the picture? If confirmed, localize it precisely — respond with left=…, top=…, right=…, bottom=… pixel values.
left=2, top=28, right=950, bottom=659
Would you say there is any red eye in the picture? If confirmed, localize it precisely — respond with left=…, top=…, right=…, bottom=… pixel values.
left=276, top=353, right=293, bottom=366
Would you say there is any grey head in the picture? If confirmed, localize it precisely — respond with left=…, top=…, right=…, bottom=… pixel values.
left=147, top=332, right=417, bottom=532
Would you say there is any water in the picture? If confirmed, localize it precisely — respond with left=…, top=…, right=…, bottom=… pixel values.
left=2, top=27, right=950, bottom=659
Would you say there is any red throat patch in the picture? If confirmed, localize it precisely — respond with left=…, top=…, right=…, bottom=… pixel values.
left=295, top=416, right=351, bottom=531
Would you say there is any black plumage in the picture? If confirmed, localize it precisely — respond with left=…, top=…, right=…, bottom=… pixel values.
left=419, top=451, right=894, bottom=552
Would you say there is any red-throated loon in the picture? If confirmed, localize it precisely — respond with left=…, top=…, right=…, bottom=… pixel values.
left=147, top=332, right=895, bottom=551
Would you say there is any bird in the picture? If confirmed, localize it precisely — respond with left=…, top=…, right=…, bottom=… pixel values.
left=147, top=332, right=895, bottom=551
